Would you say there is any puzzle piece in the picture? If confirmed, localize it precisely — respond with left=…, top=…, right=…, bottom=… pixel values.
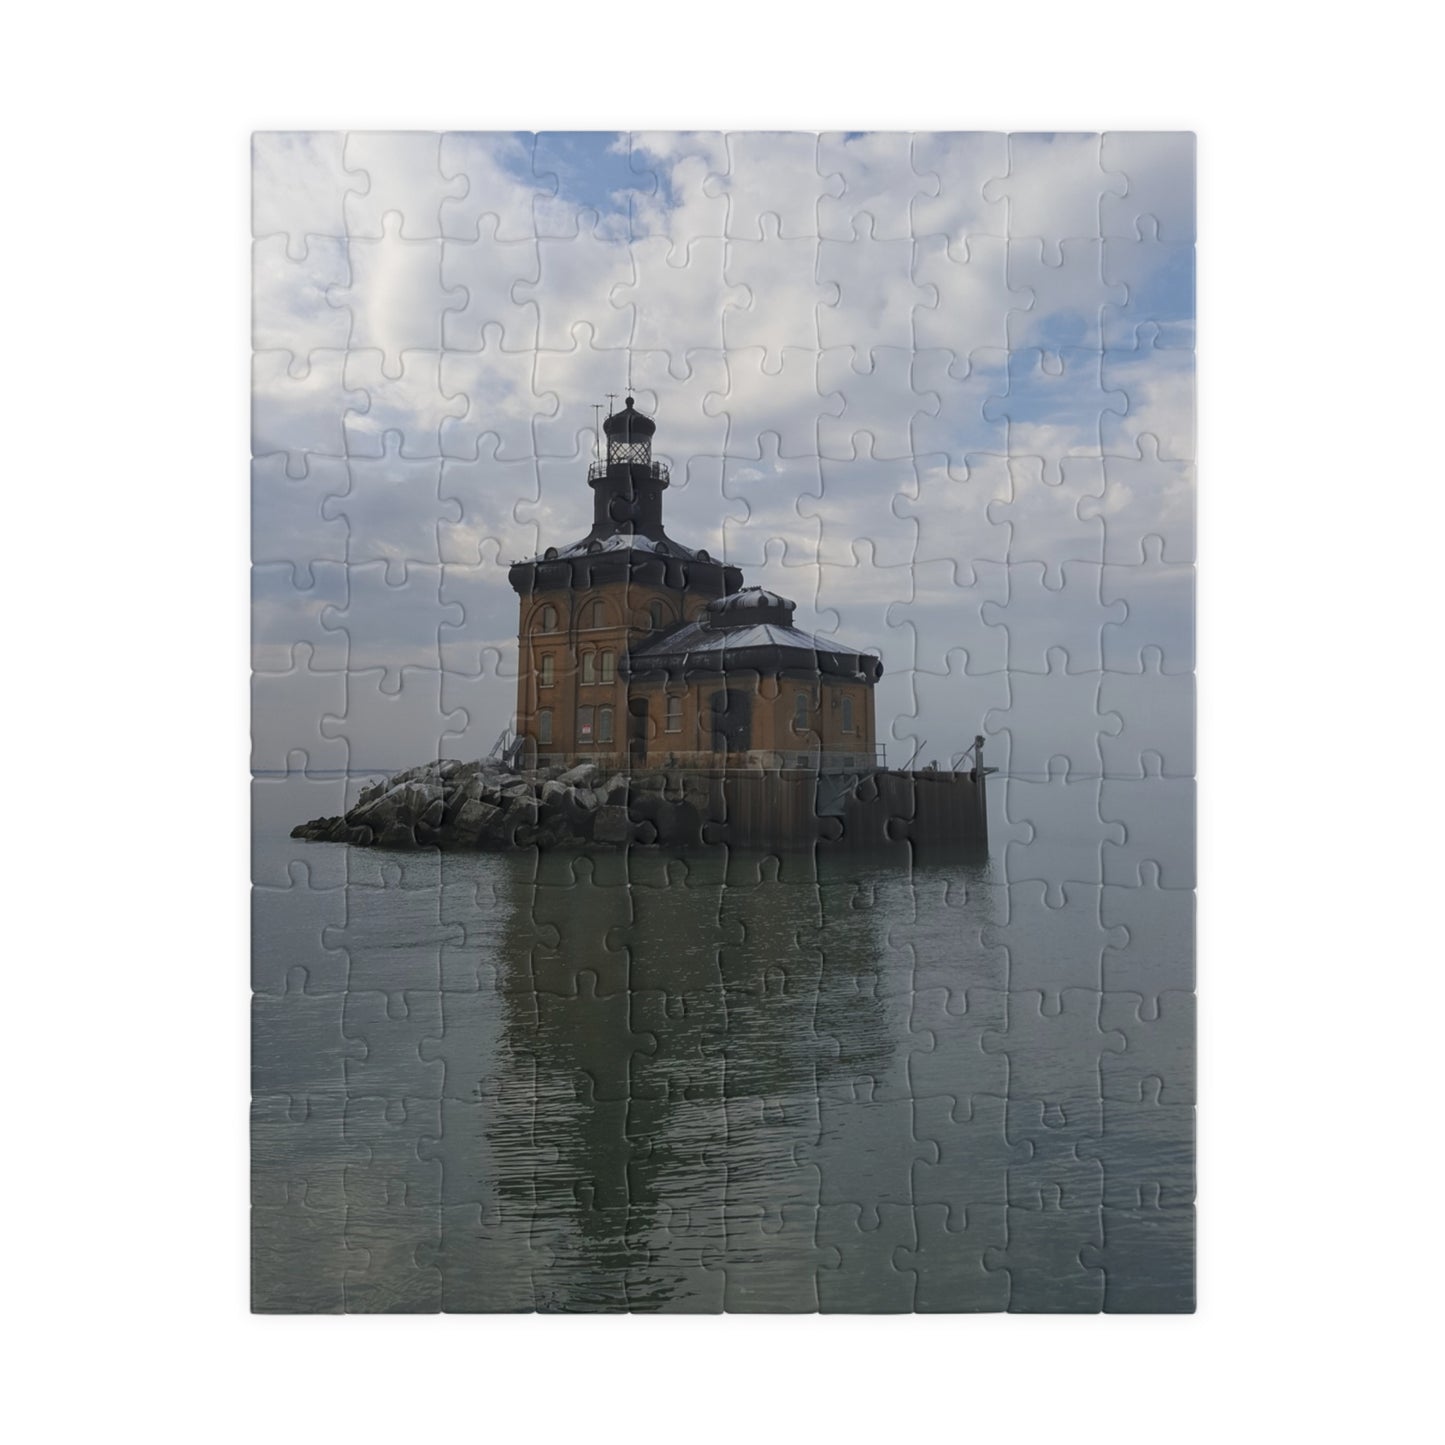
left=252, top=349, right=368, bottom=476
left=253, top=132, right=360, bottom=257
left=253, top=130, right=1195, bottom=1314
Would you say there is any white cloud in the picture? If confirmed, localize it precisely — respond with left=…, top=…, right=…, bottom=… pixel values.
left=253, top=131, right=1194, bottom=770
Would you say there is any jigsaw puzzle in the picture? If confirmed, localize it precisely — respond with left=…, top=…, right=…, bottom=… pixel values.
left=251, top=130, right=1196, bottom=1312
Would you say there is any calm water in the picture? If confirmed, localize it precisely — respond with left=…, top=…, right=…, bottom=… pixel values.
left=252, top=773, right=1194, bottom=1312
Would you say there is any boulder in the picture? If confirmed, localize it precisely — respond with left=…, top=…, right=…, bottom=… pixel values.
left=506, top=796, right=540, bottom=827
left=558, top=762, right=599, bottom=787
left=355, top=779, right=388, bottom=808
left=376, top=822, right=419, bottom=850
left=540, top=779, right=571, bottom=807
left=456, top=799, right=507, bottom=840
left=514, top=818, right=565, bottom=849
left=440, top=787, right=469, bottom=826
left=354, top=781, right=442, bottom=830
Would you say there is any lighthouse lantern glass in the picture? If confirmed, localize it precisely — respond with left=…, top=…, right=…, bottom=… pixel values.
left=609, top=435, right=651, bottom=465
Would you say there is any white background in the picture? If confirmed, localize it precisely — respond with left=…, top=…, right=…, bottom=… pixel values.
left=7, top=1, right=1438, bottom=1439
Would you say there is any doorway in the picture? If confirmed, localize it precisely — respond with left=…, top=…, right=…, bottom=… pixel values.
left=709, top=688, right=752, bottom=754
left=628, top=696, right=650, bottom=767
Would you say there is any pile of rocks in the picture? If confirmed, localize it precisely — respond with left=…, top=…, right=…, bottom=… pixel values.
left=291, top=758, right=709, bottom=851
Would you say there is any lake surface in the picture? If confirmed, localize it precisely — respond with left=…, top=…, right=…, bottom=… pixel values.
left=252, top=772, right=1194, bottom=1312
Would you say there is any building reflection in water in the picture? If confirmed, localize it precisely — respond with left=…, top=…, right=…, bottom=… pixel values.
left=253, top=821, right=1193, bottom=1313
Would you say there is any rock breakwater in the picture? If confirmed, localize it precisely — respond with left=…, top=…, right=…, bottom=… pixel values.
left=291, top=758, right=709, bottom=851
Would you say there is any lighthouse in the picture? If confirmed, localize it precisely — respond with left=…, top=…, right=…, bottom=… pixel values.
left=508, top=395, right=881, bottom=770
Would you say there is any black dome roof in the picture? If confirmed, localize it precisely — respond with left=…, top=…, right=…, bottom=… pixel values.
left=601, top=395, right=656, bottom=440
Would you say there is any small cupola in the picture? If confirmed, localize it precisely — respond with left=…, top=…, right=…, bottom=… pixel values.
left=703, top=587, right=797, bottom=629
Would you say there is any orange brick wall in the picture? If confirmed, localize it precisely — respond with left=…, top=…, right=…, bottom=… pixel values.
left=514, top=581, right=713, bottom=758
left=627, top=672, right=876, bottom=763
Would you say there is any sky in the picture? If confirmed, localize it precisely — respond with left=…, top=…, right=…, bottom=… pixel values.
left=252, top=130, right=1195, bottom=784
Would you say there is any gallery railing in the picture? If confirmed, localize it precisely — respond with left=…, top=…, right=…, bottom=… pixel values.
left=587, top=459, right=670, bottom=484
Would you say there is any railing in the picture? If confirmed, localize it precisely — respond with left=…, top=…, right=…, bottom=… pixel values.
left=518, top=747, right=887, bottom=774
left=587, top=458, right=670, bottom=484
left=748, top=748, right=888, bottom=772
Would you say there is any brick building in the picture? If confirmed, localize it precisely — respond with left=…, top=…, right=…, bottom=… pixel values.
left=507, top=395, right=881, bottom=769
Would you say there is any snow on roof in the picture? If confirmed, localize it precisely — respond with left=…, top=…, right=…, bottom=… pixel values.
left=517, top=532, right=711, bottom=564
left=630, top=616, right=881, bottom=675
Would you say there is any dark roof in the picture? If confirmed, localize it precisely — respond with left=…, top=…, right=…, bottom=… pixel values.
left=626, top=590, right=883, bottom=683
left=703, top=586, right=796, bottom=627
left=508, top=530, right=743, bottom=597
left=524, top=531, right=712, bottom=565
left=601, top=395, right=655, bottom=440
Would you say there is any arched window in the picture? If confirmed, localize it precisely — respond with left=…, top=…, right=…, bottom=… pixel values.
left=841, top=696, right=855, bottom=733
left=581, top=652, right=596, bottom=685
left=598, top=707, right=614, bottom=744
left=577, top=706, right=595, bottom=743
left=600, top=650, right=615, bottom=684
left=540, top=654, right=555, bottom=687
left=538, top=604, right=557, bottom=633
left=648, top=600, right=665, bottom=630
left=538, top=709, right=553, bottom=745
left=793, top=691, right=810, bottom=731
left=665, top=695, right=683, bottom=733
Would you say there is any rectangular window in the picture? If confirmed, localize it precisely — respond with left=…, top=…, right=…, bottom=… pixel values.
left=582, top=652, right=596, bottom=685
left=598, top=707, right=614, bottom=743
left=540, top=654, right=555, bottom=687
left=577, top=706, right=594, bottom=742
left=665, top=695, right=682, bottom=733
left=600, top=650, right=615, bottom=684
left=793, top=692, right=810, bottom=731
left=538, top=709, right=553, bottom=745
left=841, top=696, right=855, bottom=733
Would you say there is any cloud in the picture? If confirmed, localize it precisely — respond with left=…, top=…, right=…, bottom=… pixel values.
left=253, top=131, right=1195, bottom=769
